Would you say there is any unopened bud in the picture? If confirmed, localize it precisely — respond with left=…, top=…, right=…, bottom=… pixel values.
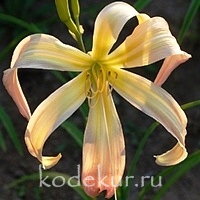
left=70, top=0, right=80, bottom=19
left=55, top=0, right=78, bottom=34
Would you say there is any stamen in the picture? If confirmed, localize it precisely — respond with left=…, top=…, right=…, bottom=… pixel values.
left=107, top=71, right=118, bottom=95
left=85, top=71, right=98, bottom=99
left=86, top=62, right=109, bottom=107
left=85, top=72, right=90, bottom=97
left=92, top=64, right=106, bottom=93
left=88, top=93, right=100, bottom=108
left=97, top=66, right=106, bottom=93
left=114, top=188, right=117, bottom=200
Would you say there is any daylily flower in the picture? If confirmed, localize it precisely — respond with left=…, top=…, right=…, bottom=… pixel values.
left=3, top=2, right=191, bottom=198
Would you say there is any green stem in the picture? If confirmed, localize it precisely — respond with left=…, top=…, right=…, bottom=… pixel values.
left=76, top=32, right=86, bottom=52
left=121, top=122, right=159, bottom=199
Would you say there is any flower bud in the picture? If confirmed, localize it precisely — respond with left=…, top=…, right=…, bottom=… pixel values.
left=70, top=0, right=80, bottom=20
left=55, top=0, right=78, bottom=35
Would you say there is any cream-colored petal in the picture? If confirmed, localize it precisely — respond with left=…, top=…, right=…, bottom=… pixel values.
left=10, top=34, right=92, bottom=71
left=155, top=142, right=188, bottom=166
left=25, top=72, right=88, bottom=169
left=3, top=69, right=31, bottom=120
left=109, top=68, right=187, bottom=165
left=106, top=17, right=190, bottom=69
left=3, top=33, right=92, bottom=120
left=154, top=52, right=191, bottom=86
left=91, top=2, right=139, bottom=60
left=82, top=89, right=125, bottom=198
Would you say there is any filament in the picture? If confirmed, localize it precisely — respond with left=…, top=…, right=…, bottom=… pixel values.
left=107, top=71, right=118, bottom=95
left=86, top=63, right=118, bottom=107
left=88, top=93, right=100, bottom=108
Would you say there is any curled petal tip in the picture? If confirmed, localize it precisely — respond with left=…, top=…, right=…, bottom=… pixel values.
left=25, top=134, right=62, bottom=170
left=154, top=142, right=188, bottom=166
left=154, top=51, right=192, bottom=86
left=42, top=154, right=62, bottom=169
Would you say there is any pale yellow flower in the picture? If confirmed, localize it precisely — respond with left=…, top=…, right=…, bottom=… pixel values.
left=3, top=2, right=191, bottom=198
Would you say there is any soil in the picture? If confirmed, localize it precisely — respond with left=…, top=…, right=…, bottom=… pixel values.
left=0, top=0, right=200, bottom=200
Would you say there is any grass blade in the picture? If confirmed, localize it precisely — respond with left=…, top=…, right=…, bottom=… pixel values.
left=61, top=120, right=83, bottom=147
left=0, top=131, right=7, bottom=152
left=134, top=0, right=152, bottom=11
left=138, top=99, right=200, bottom=199
left=0, top=13, right=41, bottom=32
left=120, top=99, right=200, bottom=199
left=139, top=151, right=200, bottom=200
left=120, top=122, right=159, bottom=199
left=181, top=99, right=200, bottom=110
left=0, top=31, right=28, bottom=62
left=0, top=106, right=23, bottom=155
left=153, top=151, right=200, bottom=200
left=8, top=171, right=96, bottom=200
left=178, top=0, right=200, bottom=44
left=51, top=71, right=68, bottom=83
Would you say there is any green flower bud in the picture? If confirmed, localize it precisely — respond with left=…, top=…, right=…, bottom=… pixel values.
left=55, top=0, right=77, bottom=34
left=70, top=0, right=80, bottom=19
left=55, top=0, right=71, bottom=23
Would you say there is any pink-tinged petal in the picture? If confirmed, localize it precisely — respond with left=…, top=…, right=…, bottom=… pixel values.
left=10, top=34, right=92, bottom=71
left=25, top=72, right=88, bottom=169
left=106, top=17, right=191, bottom=70
left=3, top=33, right=92, bottom=120
left=91, top=2, right=139, bottom=60
left=82, top=89, right=125, bottom=198
left=154, top=52, right=191, bottom=86
left=109, top=68, right=187, bottom=165
left=3, top=69, right=31, bottom=120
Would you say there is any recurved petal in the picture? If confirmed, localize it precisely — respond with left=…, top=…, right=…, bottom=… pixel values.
left=91, top=2, right=139, bottom=60
left=10, top=33, right=92, bottom=71
left=3, top=33, right=92, bottom=120
left=3, top=69, right=31, bottom=120
left=25, top=72, right=88, bottom=169
left=82, top=90, right=125, bottom=198
left=154, top=52, right=191, bottom=86
left=110, top=68, right=187, bottom=165
left=155, top=142, right=188, bottom=166
left=106, top=17, right=190, bottom=69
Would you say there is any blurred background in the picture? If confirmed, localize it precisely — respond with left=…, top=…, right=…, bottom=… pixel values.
left=0, top=0, right=200, bottom=199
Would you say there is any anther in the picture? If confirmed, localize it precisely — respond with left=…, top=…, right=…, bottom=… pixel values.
left=107, top=71, right=118, bottom=95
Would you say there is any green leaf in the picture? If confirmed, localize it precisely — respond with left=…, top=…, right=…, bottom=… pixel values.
left=134, top=0, right=152, bottom=11
left=51, top=71, right=68, bottom=83
left=139, top=151, right=200, bottom=200
left=0, top=13, right=41, bottom=32
left=181, top=99, right=200, bottom=110
left=8, top=171, right=96, bottom=200
left=61, top=120, right=83, bottom=147
left=119, top=122, right=159, bottom=199
left=0, top=31, right=28, bottom=62
left=0, top=106, right=23, bottom=155
left=0, top=131, right=7, bottom=152
left=120, top=99, right=200, bottom=199
left=178, top=0, right=200, bottom=44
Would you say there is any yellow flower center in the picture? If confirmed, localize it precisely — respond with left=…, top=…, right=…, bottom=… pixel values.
left=86, top=62, right=117, bottom=107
